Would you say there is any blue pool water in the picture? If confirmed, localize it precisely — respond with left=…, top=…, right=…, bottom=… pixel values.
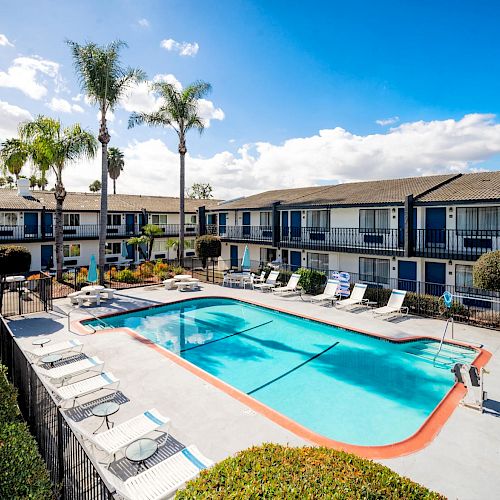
left=85, top=297, right=477, bottom=446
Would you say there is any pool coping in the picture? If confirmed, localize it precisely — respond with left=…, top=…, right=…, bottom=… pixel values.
left=73, top=295, right=492, bottom=460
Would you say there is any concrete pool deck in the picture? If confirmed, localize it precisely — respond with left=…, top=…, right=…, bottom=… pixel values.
left=7, top=283, right=500, bottom=499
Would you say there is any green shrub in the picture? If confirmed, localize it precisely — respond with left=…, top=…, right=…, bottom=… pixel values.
left=170, top=265, right=186, bottom=276
left=0, top=366, right=19, bottom=423
left=195, top=235, right=222, bottom=267
left=473, top=251, right=500, bottom=291
left=114, top=269, right=140, bottom=283
left=277, top=269, right=293, bottom=284
left=0, top=245, right=31, bottom=276
left=297, top=268, right=325, bottom=294
left=176, top=443, right=444, bottom=499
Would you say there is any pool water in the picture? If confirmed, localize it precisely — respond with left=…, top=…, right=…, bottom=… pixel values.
left=85, top=297, right=477, bottom=446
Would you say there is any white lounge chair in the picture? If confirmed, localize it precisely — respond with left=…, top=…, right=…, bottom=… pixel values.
left=36, top=356, right=104, bottom=386
left=53, top=371, right=119, bottom=408
left=253, top=270, right=279, bottom=292
left=335, top=283, right=368, bottom=309
left=115, top=445, right=214, bottom=500
left=82, top=408, right=170, bottom=466
left=310, top=279, right=340, bottom=305
left=372, top=289, right=408, bottom=318
left=27, top=339, right=83, bottom=362
left=272, top=273, right=301, bottom=294
left=252, top=270, right=266, bottom=284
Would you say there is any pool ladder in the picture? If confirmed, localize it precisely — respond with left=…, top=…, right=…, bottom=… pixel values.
left=433, top=316, right=454, bottom=366
left=58, top=306, right=111, bottom=335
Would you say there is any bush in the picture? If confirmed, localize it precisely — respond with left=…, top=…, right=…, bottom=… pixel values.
left=137, top=261, right=155, bottom=278
left=473, top=251, right=500, bottom=291
left=297, top=268, right=326, bottom=294
left=176, top=443, right=444, bottom=499
left=0, top=245, right=31, bottom=276
left=195, top=235, right=222, bottom=267
left=0, top=366, right=19, bottom=422
left=153, top=260, right=170, bottom=280
left=170, top=265, right=186, bottom=276
left=114, top=269, right=140, bottom=283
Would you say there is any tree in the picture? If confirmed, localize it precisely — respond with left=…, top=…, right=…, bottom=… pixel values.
left=187, top=182, right=214, bottom=199
left=473, top=251, right=500, bottom=291
left=89, top=180, right=101, bottom=192
left=129, top=80, right=212, bottom=266
left=195, top=234, right=221, bottom=267
left=68, top=40, right=145, bottom=283
left=20, top=116, right=97, bottom=279
left=0, top=138, right=29, bottom=180
left=107, top=146, right=124, bottom=194
left=127, top=224, right=164, bottom=261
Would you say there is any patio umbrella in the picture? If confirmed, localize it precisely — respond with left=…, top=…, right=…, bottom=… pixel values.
left=241, top=245, right=251, bottom=271
left=87, top=255, right=98, bottom=283
left=121, top=241, right=129, bottom=260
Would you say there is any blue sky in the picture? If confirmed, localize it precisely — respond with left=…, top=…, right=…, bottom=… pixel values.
left=2, top=1, right=500, bottom=198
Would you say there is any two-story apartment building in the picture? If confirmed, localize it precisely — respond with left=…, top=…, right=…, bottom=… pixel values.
left=0, top=179, right=217, bottom=271
left=205, top=171, right=500, bottom=293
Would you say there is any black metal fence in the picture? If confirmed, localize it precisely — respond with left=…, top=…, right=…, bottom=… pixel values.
left=0, top=316, right=115, bottom=499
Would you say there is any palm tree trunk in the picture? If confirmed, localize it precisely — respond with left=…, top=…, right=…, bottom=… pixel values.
left=113, top=178, right=116, bottom=195
left=54, top=181, right=66, bottom=281
left=98, top=115, right=110, bottom=285
left=179, top=140, right=186, bottom=267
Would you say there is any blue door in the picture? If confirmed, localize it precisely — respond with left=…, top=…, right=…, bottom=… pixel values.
left=42, top=212, right=53, bottom=238
left=126, top=243, right=135, bottom=260
left=219, top=213, right=227, bottom=236
left=425, top=262, right=446, bottom=295
left=242, top=212, right=251, bottom=237
left=24, top=212, right=38, bottom=238
left=425, top=208, right=446, bottom=246
left=230, top=245, right=238, bottom=268
left=398, top=261, right=417, bottom=292
left=398, top=208, right=417, bottom=248
left=290, top=251, right=301, bottom=271
left=281, top=211, right=289, bottom=240
left=41, top=245, right=53, bottom=269
left=126, top=214, right=135, bottom=234
left=291, top=211, right=301, bottom=240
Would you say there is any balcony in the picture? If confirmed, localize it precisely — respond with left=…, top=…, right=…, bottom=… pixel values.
left=209, top=224, right=273, bottom=244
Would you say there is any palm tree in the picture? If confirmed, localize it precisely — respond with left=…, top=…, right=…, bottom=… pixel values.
left=127, top=224, right=164, bottom=261
left=0, top=138, right=29, bottom=180
left=67, top=40, right=145, bottom=283
left=20, top=116, right=97, bottom=279
left=107, top=146, right=124, bottom=194
left=129, top=80, right=212, bottom=266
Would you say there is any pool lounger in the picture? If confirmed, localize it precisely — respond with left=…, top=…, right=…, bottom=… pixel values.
left=372, top=289, right=409, bottom=318
left=253, top=270, right=280, bottom=292
left=310, top=279, right=340, bottom=305
left=272, top=273, right=301, bottom=295
left=335, top=283, right=368, bottom=309
left=53, top=371, right=119, bottom=408
left=82, top=408, right=170, bottom=466
left=27, top=339, right=83, bottom=362
left=115, top=445, right=214, bottom=500
left=36, top=356, right=104, bottom=386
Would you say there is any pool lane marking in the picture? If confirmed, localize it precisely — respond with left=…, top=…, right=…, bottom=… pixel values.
left=180, top=320, right=274, bottom=353
left=247, top=341, right=340, bottom=396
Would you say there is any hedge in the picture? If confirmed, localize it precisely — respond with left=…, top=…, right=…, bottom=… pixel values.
left=297, top=268, right=326, bottom=294
left=0, top=365, right=53, bottom=499
left=176, top=443, right=444, bottom=499
left=473, top=250, right=500, bottom=291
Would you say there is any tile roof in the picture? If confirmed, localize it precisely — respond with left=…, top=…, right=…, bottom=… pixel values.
left=0, top=189, right=219, bottom=213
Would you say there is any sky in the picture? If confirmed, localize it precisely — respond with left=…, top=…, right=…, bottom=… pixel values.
left=2, top=0, right=500, bottom=200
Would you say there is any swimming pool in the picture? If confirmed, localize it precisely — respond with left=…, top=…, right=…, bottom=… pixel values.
left=85, top=297, right=478, bottom=448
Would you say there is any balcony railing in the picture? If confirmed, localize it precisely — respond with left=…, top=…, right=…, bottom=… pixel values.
left=211, top=224, right=273, bottom=243
left=0, top=223, right=199, bottom=242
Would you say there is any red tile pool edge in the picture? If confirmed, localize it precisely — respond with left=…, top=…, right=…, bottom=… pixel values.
left=73, top=295, right=492, bottom=459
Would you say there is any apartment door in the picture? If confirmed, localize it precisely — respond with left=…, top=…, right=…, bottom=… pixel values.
left=398, top=261, right=417, bottom=292
left=425, top=262, right=446, bottom=296
left=41, top=245, right=53, bottom=269
left=125, top=214, right=135, bottom=234
left=290, top=251, right=302, bottom=271
left=242, top=212, right=251, bottom=237
left=425, top=208, right=446, bottom=247
left=219, top=213, right=227, bottom=236
left=230, top=245, right=238, bottom=268
left=42, top=212, right=53, bottom=238
left=24, top=212, right=38, bottom=238
left=281, top=211, right=289, bottom=240
left=398, top=208, right=417, bottom=248
left=291, top=211, right=301, bottom=240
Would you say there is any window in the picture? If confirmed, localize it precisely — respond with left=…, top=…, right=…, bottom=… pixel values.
left=307, top=252, right=329, bottom=271
left=186, top=215, right=197, bottom=224
left=260, top=247, right=276, bottom=264
left=151, top=214, right=168, bottom=225
left=63, top=213, right=80, bottom=226
left=107, top=214, right=121, bottom=226
left=457, top=207, right=499, bottom=233
left=456, top=264, right=473, bottom=288
left=63, top=244, right=80, bottom=258
left=260, top=212, right=271, bottom=227
left=359, top=257, right=390, bottom=284
left=152, top=239, right=167, bottom=252
left=105, top=242, right=121, bottom=254
left=306, top=210, right=329, bottom=229
left=359, top=209, right=389, bottom=232
left=0, top=212, right=18, bottom=226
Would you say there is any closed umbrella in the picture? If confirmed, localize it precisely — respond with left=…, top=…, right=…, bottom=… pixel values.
left=87, top=255, right=98, bottom=283
left=241, top=245, right=251, bottom=271
left=121, top=241, right=129, bottom=260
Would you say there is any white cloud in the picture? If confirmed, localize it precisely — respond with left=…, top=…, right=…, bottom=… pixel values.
left=47, top=97, right=84, bottom=113
left=0, top=100, right=32, bottom=140
left=376, top=116, right=400, bottom=126
left=196, top=98, right=225, bottom=127
left=138, top=18, right=150, bottom=28
left=71, top=94, right=82, bottom=102
left=0, top=34, right=14, bottom=47
left=160, top=38, right=199, bottom=56
left=0, top=55, right=60, bottom=99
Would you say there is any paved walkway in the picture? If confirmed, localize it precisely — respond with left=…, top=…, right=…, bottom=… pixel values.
left=8, top=283, right=500, bottom=499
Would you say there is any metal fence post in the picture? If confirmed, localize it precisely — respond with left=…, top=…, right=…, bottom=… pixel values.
left=57, top=410, right=65, bottom=496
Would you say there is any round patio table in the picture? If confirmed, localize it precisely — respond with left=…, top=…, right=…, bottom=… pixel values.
left=91, top=401, right=120, bottom=434
left=174, top=274, right=192, bottom=281
left=81, top=285, right=104, bottom=292
left=126, top=438, right=158, bottom=474
left=32, top=338, right=51, bottom=348
left=41, top=353, right=62, bottom=368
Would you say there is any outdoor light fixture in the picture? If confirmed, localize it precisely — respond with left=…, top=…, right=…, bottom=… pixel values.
left=448, top=260, right=453, bottom=265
